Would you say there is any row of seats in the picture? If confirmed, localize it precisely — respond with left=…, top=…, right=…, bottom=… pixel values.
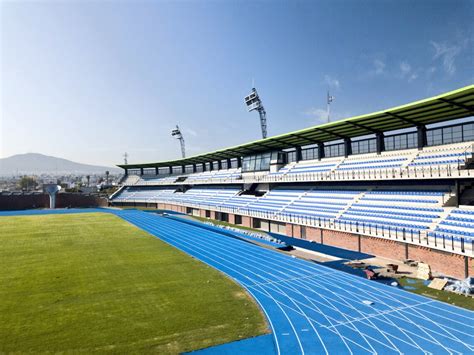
left=429, top=208, right=474, bottom=242
left=112, top=185, right=455, bottom=236
left=269, top=142, right=472, bottom=178
left=123, top=142, right=472, bottom=186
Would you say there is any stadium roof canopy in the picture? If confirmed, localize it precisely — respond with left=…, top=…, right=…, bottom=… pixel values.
left=119, top=84, right=474, bottom=169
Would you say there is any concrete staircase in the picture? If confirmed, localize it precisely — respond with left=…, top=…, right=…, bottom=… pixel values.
left=335, top=189, right=371, bottom=219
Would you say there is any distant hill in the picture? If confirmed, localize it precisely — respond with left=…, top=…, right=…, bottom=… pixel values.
left=0, top=153, right=120, bottom=176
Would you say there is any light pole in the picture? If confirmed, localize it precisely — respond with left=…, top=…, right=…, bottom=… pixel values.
left=171, top=125, right=186, bottom=158
left=244, top=88, right=268, bottom=139
left=327, top=91, right=335, bottom=123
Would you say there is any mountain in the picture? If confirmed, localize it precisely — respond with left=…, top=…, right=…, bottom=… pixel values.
left=0, top=153, right=121, bottom=176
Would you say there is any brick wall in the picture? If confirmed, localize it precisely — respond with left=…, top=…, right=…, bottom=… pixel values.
left=285, top=223, right=472, bottom=278
left=241, top=216, right=252, bottom=228
left=123, top=202, right=473, bottom=279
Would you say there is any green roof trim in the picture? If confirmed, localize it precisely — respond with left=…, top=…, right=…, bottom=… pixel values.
left=119, top=84, right=474, bottom=169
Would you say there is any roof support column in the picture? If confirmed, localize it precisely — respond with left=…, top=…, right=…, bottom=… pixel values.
left=140, top=167, right=144, bottom=176
left=295, top=146, right=302, bottom=162
left=237, top=157, right=242, bottom=168
left=376, top=132, right=385, bottom=155
left=168, top=166, right=173, bottom=175
left=226, top=158, right=232, bottom=169
left=217, top=160, right=222, bottom=170
left=181, top=165, right=185, bottom=174
left=202, top=163, right=207, bottom=172
left=417, top=125, right=427, bottom=150
left=318, top=143, right=325, bottom=160
left=192, top=164, right=197, bottom=173
left=455, top=179, right=460, bottom=208
left=209, top=162, right=214, bottom=171
left=124, top=168, right=128, bottom=176
left=344, top=138, right=352, bottom=158
left=155, top=167, right=159, bottom=175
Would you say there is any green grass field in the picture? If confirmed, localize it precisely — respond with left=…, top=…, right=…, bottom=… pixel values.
left=397, top=277, right=474, bottom=310
left=0, top=213, right=268, bottom=353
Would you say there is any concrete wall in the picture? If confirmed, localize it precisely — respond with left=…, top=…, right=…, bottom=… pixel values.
left=0, top=193, right=107, bottom=211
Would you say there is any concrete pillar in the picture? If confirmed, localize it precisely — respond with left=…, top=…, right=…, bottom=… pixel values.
left=344, top=138, right=352, bottom=157
left=417, top=125, right=427, bottom=150
left=295, top=146, right=302, bottom=162
left=376, top=132, right=385, bottom=155
left=318, top=143, right=325, bottom=160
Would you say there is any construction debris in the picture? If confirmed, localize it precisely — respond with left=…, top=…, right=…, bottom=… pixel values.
left=444, top=277, right=474, bottom=296
left=416, top=263, right=432, bottom=280
left=428, top=278, right=448, bottom=291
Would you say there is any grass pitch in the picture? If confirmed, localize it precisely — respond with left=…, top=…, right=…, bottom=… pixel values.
left=0, top=213, right=268, bottom=353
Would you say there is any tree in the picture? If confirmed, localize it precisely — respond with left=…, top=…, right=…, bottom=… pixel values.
left=19, top=176, right=37, bottom=191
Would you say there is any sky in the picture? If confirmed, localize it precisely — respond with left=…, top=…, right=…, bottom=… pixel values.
left=1, top=0, right=473, bottom=167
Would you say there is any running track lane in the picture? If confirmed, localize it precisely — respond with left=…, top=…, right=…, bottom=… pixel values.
left=114, top=210, right=474, bottom=355
left=1, top=209, right=473, bottom=354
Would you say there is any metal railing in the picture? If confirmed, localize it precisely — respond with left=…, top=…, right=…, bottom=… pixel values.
left=115, top=198, right=474, bottom=257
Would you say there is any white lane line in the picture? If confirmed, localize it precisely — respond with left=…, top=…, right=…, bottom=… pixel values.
left=123, top=213, right=303, bottom=354
left=138, top=213, right=433, bottom=353
left=322, top=301, right=435, bottom=329
left=121, top=213, right=466, bottom=354
left=248, top=271, right=337, bottom=288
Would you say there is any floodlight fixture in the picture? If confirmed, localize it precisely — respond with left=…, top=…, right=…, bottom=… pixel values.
left=244, top=87, right=268, bottom=139
left=171, top=125, right=186, bottom=158
left=327, top=91, right=335, bottom=123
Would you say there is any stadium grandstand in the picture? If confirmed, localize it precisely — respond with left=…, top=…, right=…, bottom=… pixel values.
left=111, top=84, right=474, bottom=280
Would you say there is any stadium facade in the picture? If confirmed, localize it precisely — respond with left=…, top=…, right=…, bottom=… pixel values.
left=111, top=85, right=474, bottom=279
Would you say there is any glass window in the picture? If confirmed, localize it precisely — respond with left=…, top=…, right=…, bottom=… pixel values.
left=464, top=124, right=474, bottom=141
left=325, top=143, right=344, bottom=157
left=242, top=153, right=272, bottom=172
left=287, top=151, right=297, bottom=162
left=301, top=147, right=317, bottom=160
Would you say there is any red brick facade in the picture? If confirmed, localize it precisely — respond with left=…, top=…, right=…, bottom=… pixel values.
left=124, top=202, right=473, bottom=279
left=287, top=224, right=471, bottom=279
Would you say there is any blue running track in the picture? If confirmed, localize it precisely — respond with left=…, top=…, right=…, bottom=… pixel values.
left=2, top=209, right=473, bottom=354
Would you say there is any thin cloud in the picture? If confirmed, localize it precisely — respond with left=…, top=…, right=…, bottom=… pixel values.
left=324, top=75, right=340, bottom=89
left=373, top=59, right=386, bottom=75
left=303, top=107, right=328, bottom=123
left=185, top=128, right=198, bottom=137
left=400, top=61, right=411, bottom=76
left=408, top=73, right=418, bottom=82
left=430, top=40, right=464, bottom=75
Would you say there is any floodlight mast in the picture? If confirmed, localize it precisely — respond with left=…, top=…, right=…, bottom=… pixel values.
left=244, top=88, right=267, bottom=139
left=171, top=125, right=186, bottom=158
left=327, top=91, right=335, bottom=123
